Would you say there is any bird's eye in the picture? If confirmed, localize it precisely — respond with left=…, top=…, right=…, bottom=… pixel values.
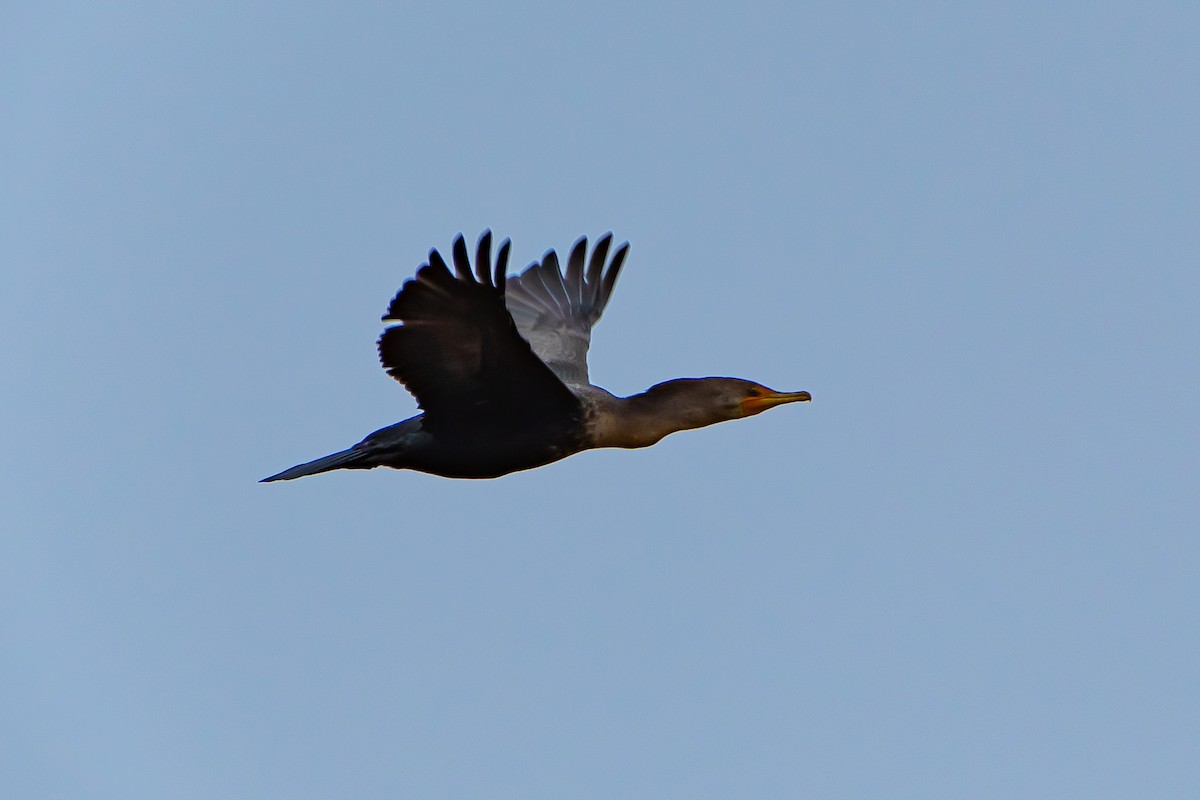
left=747, top=388, right=761, bottom=397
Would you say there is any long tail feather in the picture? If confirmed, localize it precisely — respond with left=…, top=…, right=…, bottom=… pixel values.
left=260, top=446, right=368, bottom=482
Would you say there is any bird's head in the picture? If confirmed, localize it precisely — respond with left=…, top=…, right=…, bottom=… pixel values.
left=630, top=377, right=811, bottom=432
left=690, top=377, right=812, bottom=420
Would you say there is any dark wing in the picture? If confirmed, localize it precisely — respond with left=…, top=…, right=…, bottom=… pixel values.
left=378, top=231, right=580, bottom=436
left=504, top=234, right=629, bottom=385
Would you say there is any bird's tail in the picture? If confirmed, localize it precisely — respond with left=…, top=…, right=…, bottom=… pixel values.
left=260, top=446, right=371, bottom=482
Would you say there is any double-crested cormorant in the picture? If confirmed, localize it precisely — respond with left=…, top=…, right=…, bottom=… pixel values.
left=262, top=232, right=811, bottom=481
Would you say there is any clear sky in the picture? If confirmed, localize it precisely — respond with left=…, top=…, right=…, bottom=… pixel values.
left=4, top=2, right=1198, bottom=797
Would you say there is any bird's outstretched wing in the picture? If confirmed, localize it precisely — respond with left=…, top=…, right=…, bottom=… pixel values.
left=504, top=234, right=630, bottom=385
left=378, top=231, right=580, bottom=436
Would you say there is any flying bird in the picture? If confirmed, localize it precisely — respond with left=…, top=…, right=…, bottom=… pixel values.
left=262, top=232, right=811, bottom=481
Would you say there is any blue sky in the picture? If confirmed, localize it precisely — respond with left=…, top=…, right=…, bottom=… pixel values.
left=4, top=2, right=1198, bottom=797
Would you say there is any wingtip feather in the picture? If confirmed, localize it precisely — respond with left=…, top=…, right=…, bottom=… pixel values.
left=451, top=233, right=473, bottom=281
left=475, top=230, right=494, bottom=286
left=495, top=239, right=511, bottom=288
left=597, top=241, right=629, bottom=313
left=566, top=236, right=587, bottom=312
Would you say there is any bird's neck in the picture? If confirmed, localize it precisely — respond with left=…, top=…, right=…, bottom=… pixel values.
left=586, top=381, right=726, bottom=449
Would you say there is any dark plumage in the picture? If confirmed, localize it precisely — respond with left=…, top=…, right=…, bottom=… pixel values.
left=261, top=231, right=810, bottom=481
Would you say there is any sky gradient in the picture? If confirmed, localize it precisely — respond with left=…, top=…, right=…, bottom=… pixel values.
left=4, top=2, right=1199, bottom=797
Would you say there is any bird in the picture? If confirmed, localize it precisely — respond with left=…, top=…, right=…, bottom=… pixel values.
left=261, top=231, right=811, bottom=482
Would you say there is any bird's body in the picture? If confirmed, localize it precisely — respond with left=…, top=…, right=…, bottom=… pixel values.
left=262, top=232, right=810, bottom=482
